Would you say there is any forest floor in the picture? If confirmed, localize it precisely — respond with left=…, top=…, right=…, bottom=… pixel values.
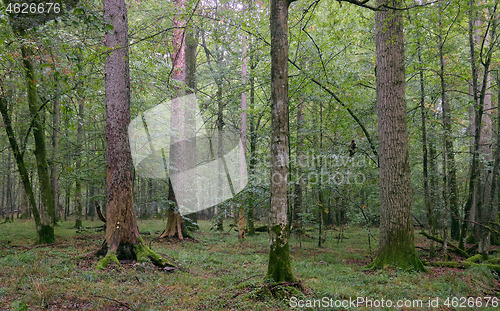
left=0, top=219, right=499, bottom=310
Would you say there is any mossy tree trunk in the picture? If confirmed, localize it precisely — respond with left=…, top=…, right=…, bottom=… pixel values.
left=21, top=44, right=56, bottom=243
left=266, top=0, right=296, bottom=283
left=0, top=95, right=47, bottom=243
left=367, top=0, right=424, bottom=271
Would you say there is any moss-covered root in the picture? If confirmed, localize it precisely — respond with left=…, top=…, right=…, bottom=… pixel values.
left=366, top=248, right=426, bottom=272
left=135, top=239, right=175, bottom=268
left=96, top=251, right=120, bottom=270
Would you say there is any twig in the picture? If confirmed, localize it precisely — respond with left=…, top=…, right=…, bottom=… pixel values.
left=92, top=295, right=131, bottom=310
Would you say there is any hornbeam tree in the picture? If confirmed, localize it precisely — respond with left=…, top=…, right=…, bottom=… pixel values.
left=367, top=0, right=425, bottom=271
left=266, top=0, right=297, bottom=283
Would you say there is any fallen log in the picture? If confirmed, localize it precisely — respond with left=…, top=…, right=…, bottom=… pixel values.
left=432, top=261, right=500, bottom=273
left=419, top=231, right=469, bottom=258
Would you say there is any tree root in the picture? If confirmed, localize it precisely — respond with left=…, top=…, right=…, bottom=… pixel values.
left=252, top=281, right=305, bottom=301
left=95, top=238, right=175, bottom=270
left=96, top=250, right=120, bottom=270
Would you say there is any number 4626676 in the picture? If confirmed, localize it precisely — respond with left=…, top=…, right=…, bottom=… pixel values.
left=5, top=2, right=61, bottom=14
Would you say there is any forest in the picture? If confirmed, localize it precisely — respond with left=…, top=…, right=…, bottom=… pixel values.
left=0, top=0, right=499, bottom=310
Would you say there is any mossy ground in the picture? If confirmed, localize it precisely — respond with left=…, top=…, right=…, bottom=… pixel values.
left=0, top=219, right=499, bottom=310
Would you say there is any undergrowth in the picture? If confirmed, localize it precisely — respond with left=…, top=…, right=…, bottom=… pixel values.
left=0, top=219, right=498, bottom=310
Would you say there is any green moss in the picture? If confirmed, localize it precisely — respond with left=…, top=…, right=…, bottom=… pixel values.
left=37, top=225, right=55, bottom=244
left=135, top=237, right=174, bottom=268
left=366, top=245, right=426, bottom=272
left=96, top=251, right=120, bottom=270
left=265, top=225, right=295, bottom=283
left=465, top=254, right=483, bottom=263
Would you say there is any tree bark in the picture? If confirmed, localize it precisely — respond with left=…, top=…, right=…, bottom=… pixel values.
left=438, top=5, right=460, bottom=241
left=239, top=25, right=248, bottom=239
left=247, top=54, right=257, bottom=236
left=367, top=0, right=424, bottom=271
left=102, top=0, right=139, bottom=258
left=74, top=94, right=84, bottom=228
left=266, top=0, right=295, bottom=283
left=417, top=33, right=435, bottom=255
left=293, top=97, right=305, bottom=232
left=21, top=44, right=56, bottom=242
left=0, top=95, right=47, bottom=243
left=159, top=0, right=189, bottom=240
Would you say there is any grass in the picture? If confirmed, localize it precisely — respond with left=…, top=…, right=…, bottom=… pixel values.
left=0, top=218, right=499, bottom=310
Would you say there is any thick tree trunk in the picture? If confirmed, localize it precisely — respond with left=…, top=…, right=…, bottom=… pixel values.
left=102, top=0, right=139, bottom=258
left=367, top=0, right=424, bottom=271
left=266, top=0, right=295, bottom=283
left=98, top=0, right=173, bottom=269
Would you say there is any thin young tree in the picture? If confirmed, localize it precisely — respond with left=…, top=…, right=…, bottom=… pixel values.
left=266, top=0, right=296, bottom=282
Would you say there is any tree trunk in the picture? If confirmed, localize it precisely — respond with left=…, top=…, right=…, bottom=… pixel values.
left=367, top=0, right=424, bottom=271
left=98, top=0, right=173, bottom=269
left=239, top=26, right=248, bottom=239
left=266, top=0, right=295, bottom=283
left=102, top=0, right=139, bottom=259
left=0, top=95, right=47, bottom=243
left=460, top=2, right=494, bottom=251
left=438, top=5, right=460, bottom=241
left=293, top=97, right=305, bottom=231
left=417, top=34, right=435, bottom=255
left=184, top=23, right=199, bottom=230
left=50, top=51, right=61, bottom=223
left=21, top=44, right=56, bottom=242
left=159, top=0, right=189, bottom=240
left=74, top=96, right=84, bottom=228
left=247, top=54, right=257, bottom=236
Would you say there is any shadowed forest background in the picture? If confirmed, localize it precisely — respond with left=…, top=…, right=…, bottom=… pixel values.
left=0, top=0, right=500, bottom=310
